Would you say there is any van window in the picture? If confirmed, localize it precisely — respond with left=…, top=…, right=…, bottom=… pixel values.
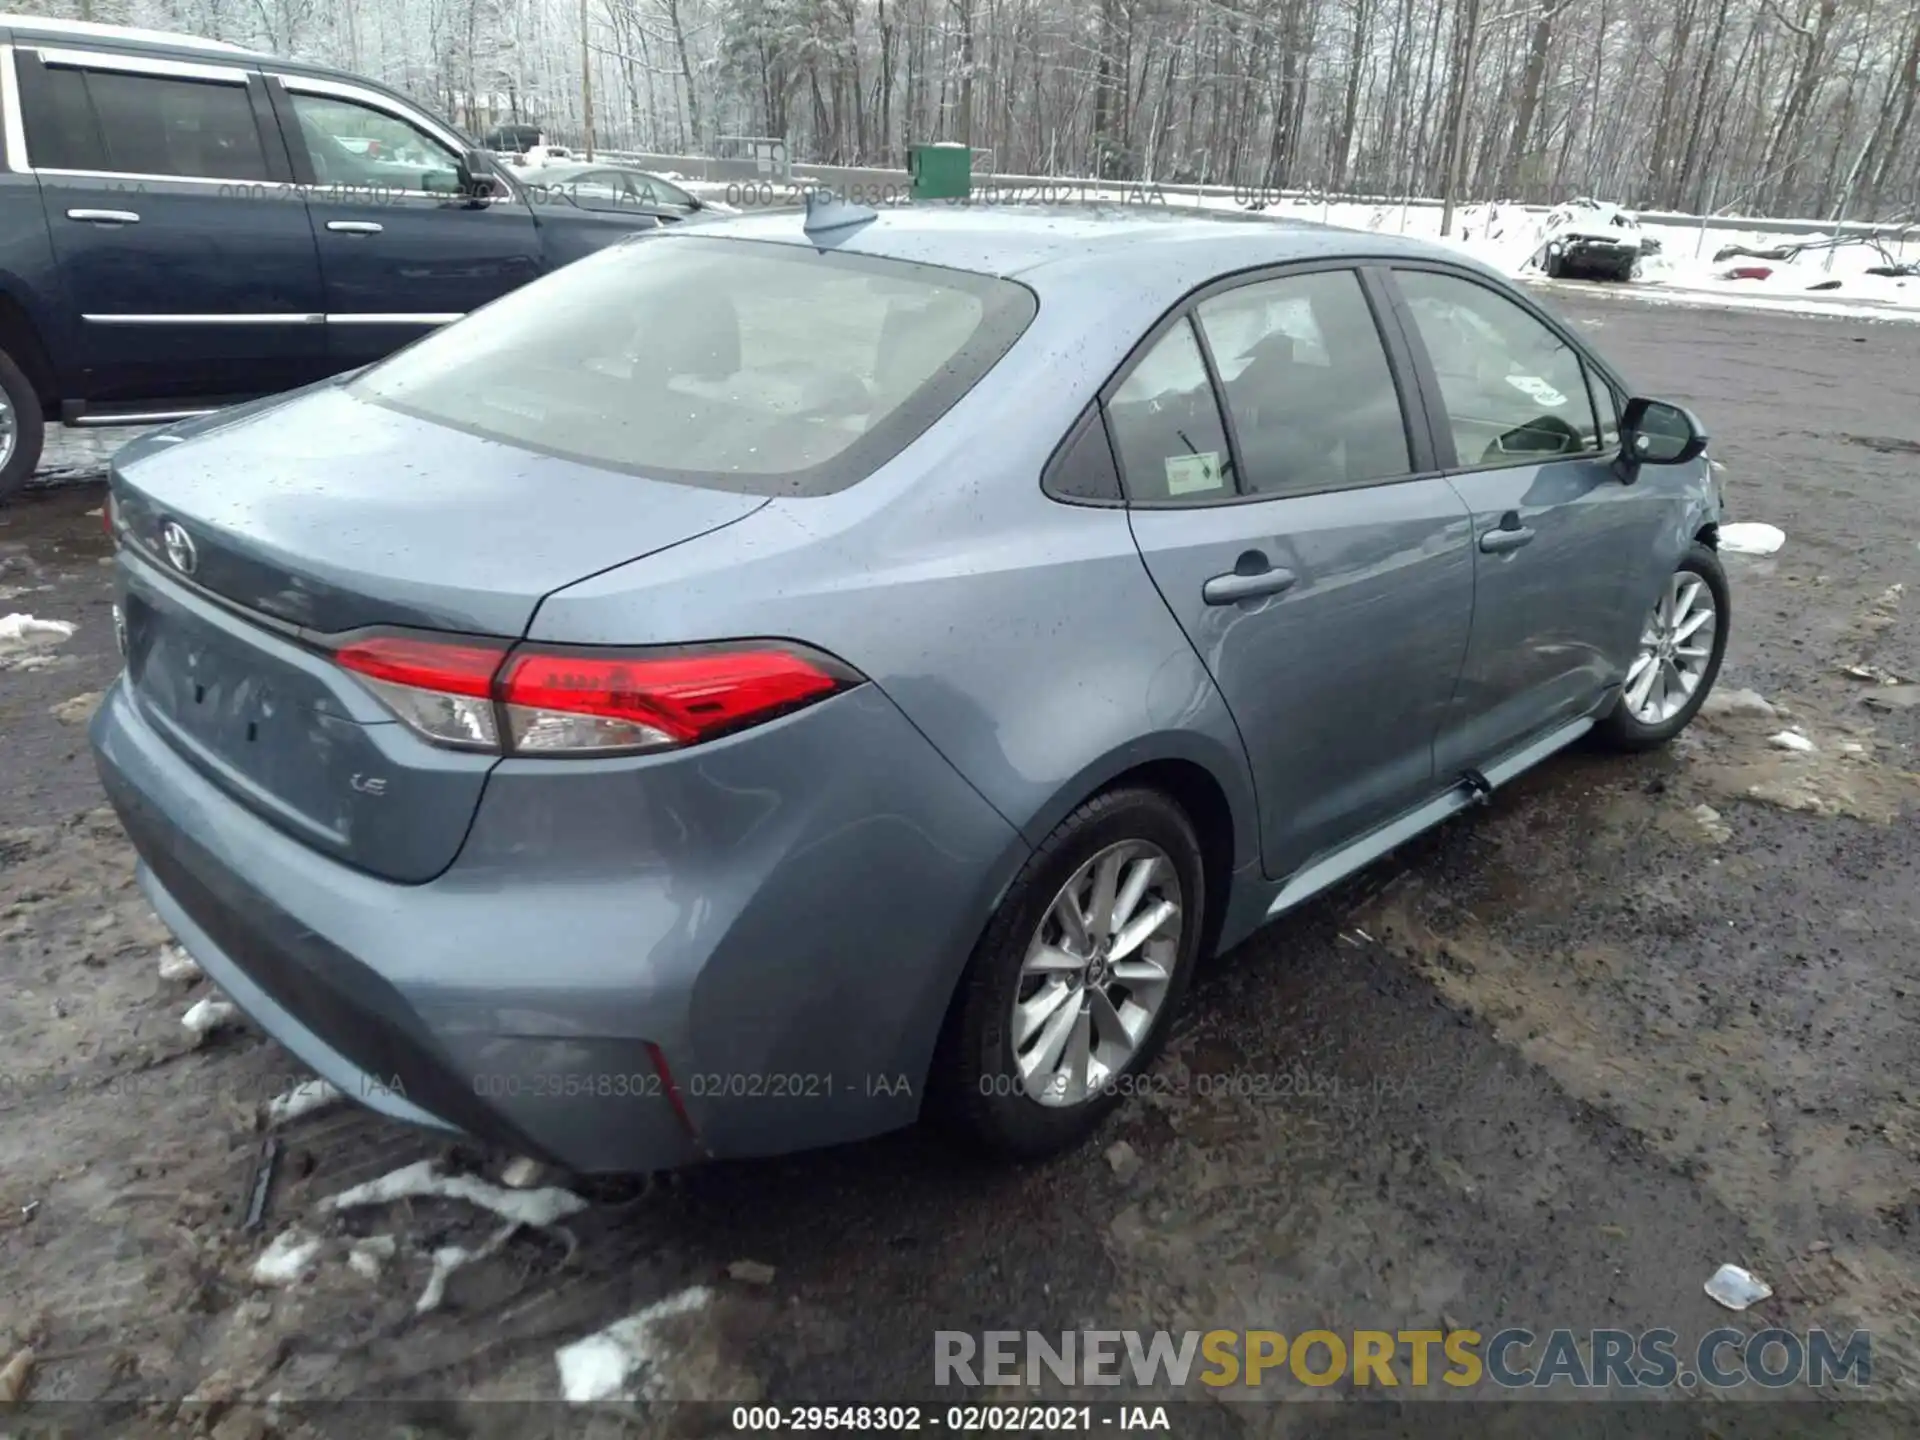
left=22, top=64, right=270, bottom=181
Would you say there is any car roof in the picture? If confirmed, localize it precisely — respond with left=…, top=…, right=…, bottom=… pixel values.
left=0, top=12, right=265, bottom=57
left=0, top=13, right=447, bottom=117
left=672, top=203, right=1500, bottom=291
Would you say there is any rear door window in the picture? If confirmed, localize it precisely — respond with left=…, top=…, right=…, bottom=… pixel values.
left=349, top=235, right=1037, bottom=495
left=22, top=62, right=268, bottom=181
left=1195, top=269, right=1413, bottom=496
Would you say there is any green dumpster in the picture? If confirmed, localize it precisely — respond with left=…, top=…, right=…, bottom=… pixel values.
left=908, top=143, right=972, bottom=200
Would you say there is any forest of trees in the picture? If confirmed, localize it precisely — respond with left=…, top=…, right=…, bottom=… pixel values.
left=29, top=0, right=1920, bottom=220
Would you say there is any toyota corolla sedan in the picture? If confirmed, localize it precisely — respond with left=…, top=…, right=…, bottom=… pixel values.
left=91, top=204, right=1727, bottom=1174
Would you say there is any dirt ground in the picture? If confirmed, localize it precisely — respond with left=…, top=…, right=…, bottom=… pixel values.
left=2, top=291, right=1918, bottom=1437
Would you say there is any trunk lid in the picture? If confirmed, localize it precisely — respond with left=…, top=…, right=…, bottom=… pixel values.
left=111, top=383, right=766, bottom=882
left=111, top=383, right=767, bottom=637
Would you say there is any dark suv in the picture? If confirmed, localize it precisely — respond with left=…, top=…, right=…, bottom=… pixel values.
left=0, top=15, right=661, bottom=498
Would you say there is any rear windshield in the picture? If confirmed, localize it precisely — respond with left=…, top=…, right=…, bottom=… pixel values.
left=348, top=235, right=1038, bottom=496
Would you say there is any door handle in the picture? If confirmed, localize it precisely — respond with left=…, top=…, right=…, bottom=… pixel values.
left=1479, top=523, right=1536, bottom=554
left=327, top=221, right=384, bottom=234
left=68, top=208, right=140, bottom=224
left=1203, top=562, right=1298, bottom=605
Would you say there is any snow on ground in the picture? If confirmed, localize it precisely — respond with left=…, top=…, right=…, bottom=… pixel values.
left=250, top=1229, right=323, bottom=1287
left=1205, top=195, right=1918, bottom=318
left=1721, top=522, right=1788, bottom=555
left=325, top=1158, right=588, bottom=1229
left=668, top=171, right=1918, bottom=321
left=264, top=1077, right=343, bottom=1126
left=553, top=1286, right=714, bottom=1402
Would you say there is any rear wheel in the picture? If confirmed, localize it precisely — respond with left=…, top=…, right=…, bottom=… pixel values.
left=0, top=348, right=46, bottom=503
left=939, top=787, right=1205, bottom=1159
left=1593, top=542, right=1729, bottom=751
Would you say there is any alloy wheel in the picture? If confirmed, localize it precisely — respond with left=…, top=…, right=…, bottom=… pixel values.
left=1011, top=840, right=1182, bottom=1107
left=1625, top=568, right=1717, bottom=724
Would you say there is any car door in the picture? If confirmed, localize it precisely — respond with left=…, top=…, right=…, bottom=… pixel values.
left=1120, top=266, right=1476, bottom=882
left=1385, top=265, right=1646, bottom=774
left=265, top=75, right=543, bottom=369
left=9, top=43, right=328, bottom=408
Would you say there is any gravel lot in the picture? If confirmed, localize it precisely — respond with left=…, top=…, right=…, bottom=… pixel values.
left=1, top=290, right=1917, bottom=1436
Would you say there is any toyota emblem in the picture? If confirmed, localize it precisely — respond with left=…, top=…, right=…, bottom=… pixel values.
left=159, top=520, right=198, bottom=576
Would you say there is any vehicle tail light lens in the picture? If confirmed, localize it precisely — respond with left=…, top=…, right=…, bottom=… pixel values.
left=498, top=644, right=855, bottom=753
left=330, top=632, right=860, bottom=756
left=334, top=634, right=509, bottom=750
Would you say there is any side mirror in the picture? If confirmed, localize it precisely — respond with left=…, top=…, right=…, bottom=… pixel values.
left=456, top=148, right=498, bottom=199
left=1619, top=397, right=1708, bottom=470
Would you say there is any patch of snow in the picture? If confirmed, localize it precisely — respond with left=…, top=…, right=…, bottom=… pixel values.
left=265, top=1078, right=342, bottom=1127
left=181, top=995, right=238, bottom=1036
left=1768, top=731, right=1817, bottom=753
left=157, top=944, right=203, bottom=982
left=554, top=1286, right=714, bottom=1402
left=0, top=613, right=77, bottom=646
left=347, top=1234, right=396, bottom=1279
left=414, top=1223, right=517, bottom=1312
left=1720, top=523, right=1786, bottom=555
left=500, top=1155, right=544, bottom=1189
left=326, top=1158, right=587, bottom=1229
left=251, top=1229, right=323, bottom=1287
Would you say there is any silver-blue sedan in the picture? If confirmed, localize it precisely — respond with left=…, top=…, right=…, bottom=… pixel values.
left=91, top=202, right=1725, bottom=1173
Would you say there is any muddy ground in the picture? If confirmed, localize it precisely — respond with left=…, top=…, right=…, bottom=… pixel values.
left=1, top=294, right=1917, bottom=1437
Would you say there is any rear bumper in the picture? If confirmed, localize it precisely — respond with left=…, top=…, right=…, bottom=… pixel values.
left=92, top=677, right=1025, bottom=1174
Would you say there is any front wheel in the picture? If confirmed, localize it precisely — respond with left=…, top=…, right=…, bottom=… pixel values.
left=1593, top=541, right=1730, bottom=751
left=0, top=348, right=47, bottom=503
left=938, top=786, right=1205, bottom=1159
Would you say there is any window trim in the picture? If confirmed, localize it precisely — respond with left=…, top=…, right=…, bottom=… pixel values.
left=1096, top=257, right=1443, bottom=510
left=267, top=74, right=520, bottom=207
left=1381, top=260, right=1627, bottom=475
left=272, top=73, right=471, bottom=167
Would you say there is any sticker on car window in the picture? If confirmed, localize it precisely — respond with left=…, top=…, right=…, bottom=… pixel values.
left=1505, top=374, right=1567, bottom=407
left=1165, top=452, right=1225, bottom=496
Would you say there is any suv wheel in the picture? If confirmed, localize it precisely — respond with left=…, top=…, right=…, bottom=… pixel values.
left=939, top=786, right=1205, bottom=1159
left=1593, top=542, right=1730, bottom=751
left=0, top=349, right=47, bottom=503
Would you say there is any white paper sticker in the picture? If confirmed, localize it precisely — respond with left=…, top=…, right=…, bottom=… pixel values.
left=1165, top=451, right=1225, bottom=495
left=1505, top=374, right=1567, bottom=407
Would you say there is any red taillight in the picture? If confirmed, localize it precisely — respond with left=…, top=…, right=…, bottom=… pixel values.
left=329, top=631, right=859, bottom=756
left=499, top=646, right=849, bottom=751
left=334, top=633, right=509, bottom=750
left=334, top=634, right=505, bottom=697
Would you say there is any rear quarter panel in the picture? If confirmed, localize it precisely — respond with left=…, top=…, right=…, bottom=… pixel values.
left=528, top=268, right=1262, bottom=915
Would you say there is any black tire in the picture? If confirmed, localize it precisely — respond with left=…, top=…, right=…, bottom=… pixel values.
left=0, top=347, right=46, bottom=504
left=1592, top=541, right=1730, bottom=752
left=1544, top=249, right=1566, bottom=280
left=936, top=786, right=1206, bottom=1160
